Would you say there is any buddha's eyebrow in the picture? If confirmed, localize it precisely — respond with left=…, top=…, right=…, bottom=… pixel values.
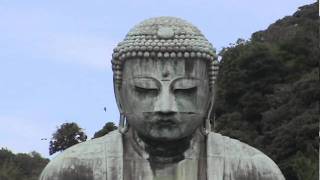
left=160, top=76, right=200, bottom=81
left=132, top=76, right=161, bottom=83
left=173, top=77, right=201, bottom=81
left=132, top=75, right=156, bottom=79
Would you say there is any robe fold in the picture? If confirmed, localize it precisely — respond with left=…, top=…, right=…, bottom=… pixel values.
left=39, top=131, right=285, bottom=180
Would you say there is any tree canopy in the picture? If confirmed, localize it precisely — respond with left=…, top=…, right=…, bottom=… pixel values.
left=0, top=148, right=49, bottom=180
left=214, top=3, right=318, bottom=180
left=49, top=122, right=87, bottom=155
left=93, top=122, right=117, bottom=139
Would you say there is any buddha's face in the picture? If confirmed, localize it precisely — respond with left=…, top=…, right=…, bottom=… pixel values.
left=119, top=58, right=210, bottom=141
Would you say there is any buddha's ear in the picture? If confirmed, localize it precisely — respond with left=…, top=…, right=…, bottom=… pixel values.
left=113, top=82, right=123, bottom=114
left=205, top=86, right=215, bottom=133
left=114, top=81, right=129, bottom=134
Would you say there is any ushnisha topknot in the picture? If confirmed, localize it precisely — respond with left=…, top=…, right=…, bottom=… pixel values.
left=111, top=16, right=219, bottom=89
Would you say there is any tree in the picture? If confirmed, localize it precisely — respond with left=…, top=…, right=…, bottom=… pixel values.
left=0, top=148, right=49, bottom=180
left=49, top=122, right=87, bottom=155
left=93, top=122, right=117, bottom=139
left=214, top=2, right=318, bottom=180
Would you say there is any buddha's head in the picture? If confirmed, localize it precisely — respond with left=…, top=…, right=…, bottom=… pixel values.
left=112, top=17, right=218, bottom=141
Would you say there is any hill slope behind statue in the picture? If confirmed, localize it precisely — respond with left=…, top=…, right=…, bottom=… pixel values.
left=215, top=2, right=319, bottom=180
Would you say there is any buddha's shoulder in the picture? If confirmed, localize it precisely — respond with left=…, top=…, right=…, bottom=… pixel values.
left=39, top=130, right=122, bottom=180
left=207, top=132, right=285, bottom=180
left=207, top=132, right=263, bottom=156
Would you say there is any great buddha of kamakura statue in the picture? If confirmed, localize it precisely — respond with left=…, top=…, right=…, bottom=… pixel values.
left=40, top=17, right=285, bottom=180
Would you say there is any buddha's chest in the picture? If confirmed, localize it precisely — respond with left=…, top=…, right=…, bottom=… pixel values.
left=122, top=130, right=207, bottom=180
left=123, top=157, right=206, bottom=180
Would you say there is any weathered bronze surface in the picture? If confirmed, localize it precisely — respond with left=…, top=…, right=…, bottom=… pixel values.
left=40, top=17, right=285, bottom=180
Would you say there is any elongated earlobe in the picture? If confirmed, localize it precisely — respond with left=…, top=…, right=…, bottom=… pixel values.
left=119, top=113, right=128, bottom=134
left=114, top=80, right=128, bottom=134
left=204, top=89, right=215, bottom=135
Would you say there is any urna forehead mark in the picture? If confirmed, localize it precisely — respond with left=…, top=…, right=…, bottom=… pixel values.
left=159, top=59, right=184, bottom=80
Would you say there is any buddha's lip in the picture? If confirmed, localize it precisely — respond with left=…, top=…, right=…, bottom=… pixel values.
left=155, top=119, right=177, bottom=126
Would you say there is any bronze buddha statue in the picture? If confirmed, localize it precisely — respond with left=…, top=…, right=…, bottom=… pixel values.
left=40, top=17, right=285, bottom=180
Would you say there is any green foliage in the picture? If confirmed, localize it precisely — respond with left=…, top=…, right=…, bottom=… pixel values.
left=93, top=122, right=117, bottom=139
left=0, top=148, right=49, bottom=180
left=49, top=122, right=87, bottom=155
left=215, top=2, right=318, bottom=180
left=290, top=149, right=318, bottom=180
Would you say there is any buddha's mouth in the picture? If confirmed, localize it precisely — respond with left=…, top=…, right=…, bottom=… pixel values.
left=155, top=119, right=177, bottom=126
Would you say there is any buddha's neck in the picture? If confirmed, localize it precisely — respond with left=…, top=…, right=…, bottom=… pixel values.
left=129, top=128, right=205, bottom=164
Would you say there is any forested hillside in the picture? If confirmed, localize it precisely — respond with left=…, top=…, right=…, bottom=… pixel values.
left=214, top=2, right=319, bottom=180
left=0, top=148, right=49, bottom=180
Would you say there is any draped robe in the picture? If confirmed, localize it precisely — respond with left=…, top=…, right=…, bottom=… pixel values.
left=39, top=131, right=285, bottom=180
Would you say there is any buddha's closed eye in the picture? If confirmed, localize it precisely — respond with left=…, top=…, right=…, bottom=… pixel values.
left=132, top=77, right=160, bottom=94
left=171, top=78, right=198, bottom=94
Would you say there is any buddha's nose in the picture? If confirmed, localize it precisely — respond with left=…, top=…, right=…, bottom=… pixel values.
left=154, top=87, right=178, bottom=114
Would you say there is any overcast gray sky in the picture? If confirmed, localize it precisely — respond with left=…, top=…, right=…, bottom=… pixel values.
left=0, top=0, right=316, bottom=158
